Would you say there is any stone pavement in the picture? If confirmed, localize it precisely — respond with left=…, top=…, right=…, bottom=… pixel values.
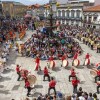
left=0, top=31, right=100, bottom=100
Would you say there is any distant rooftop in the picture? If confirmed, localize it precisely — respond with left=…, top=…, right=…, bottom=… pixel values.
left=84, top=5, right=100, bottom=12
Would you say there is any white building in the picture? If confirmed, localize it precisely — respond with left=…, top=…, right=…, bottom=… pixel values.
left=56, top=3, right=83, bottom=26
left=83, top=5, right=100, bottom=29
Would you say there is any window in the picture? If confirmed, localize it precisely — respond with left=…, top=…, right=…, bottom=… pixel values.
left=66, top=10, right=70, bottom=18
left=93, top=17, right=97, bottom=21
left=58, top=10, right=61, bottom=17
left=71, top=10, right=75, bottom=18
left=62, top=10, right=65, bottom=17
left=76, top=10, right=80, bottom=18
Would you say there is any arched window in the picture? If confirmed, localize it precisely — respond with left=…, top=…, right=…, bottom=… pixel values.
left=66, top=10, right=70, bottom=18
left=71, top=10, right=75, bottom=18
left=58, top=10, right=61, bottom=17
left=62, top=10, right=65, bottom=17
left=76, top=10, right=81, bottom=18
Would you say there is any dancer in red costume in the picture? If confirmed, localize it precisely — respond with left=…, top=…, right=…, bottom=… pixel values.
left=83, top=53, right=91, bottom=66
left=61, top=54, right=67, bottom=67
left=34, top=56, right=40, bottom=71
left=72, top=52, right=79, bottom=66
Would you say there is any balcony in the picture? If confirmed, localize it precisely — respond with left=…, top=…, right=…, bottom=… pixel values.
left=56, top=16, right=82, bottom=20
left=92, top=21, right=100, bottom=25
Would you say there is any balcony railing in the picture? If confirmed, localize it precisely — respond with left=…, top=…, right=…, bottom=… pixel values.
left=56, top=16, right=82, bottom=20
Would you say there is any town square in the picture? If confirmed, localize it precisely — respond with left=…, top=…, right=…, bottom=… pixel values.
left=0, top=0, right=100, bottom=100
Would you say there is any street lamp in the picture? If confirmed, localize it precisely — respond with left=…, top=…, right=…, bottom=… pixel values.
left=47, top=0, right=57, bottom=37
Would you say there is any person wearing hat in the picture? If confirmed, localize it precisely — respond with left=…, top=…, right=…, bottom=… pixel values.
left=43, top=67, right=50, bottom=81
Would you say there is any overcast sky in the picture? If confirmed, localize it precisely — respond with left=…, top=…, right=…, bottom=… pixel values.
left=1, top=0, right=96, bottom=5
left=1, top=0, right=49, bottom=5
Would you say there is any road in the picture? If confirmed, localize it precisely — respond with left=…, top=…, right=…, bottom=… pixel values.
left=0, top=30, right=100, bottom=100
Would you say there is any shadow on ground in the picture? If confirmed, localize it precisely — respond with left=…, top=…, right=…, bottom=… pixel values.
left=3, top=69, right=14, bottom=74
left=34, top=85, right=43, bottom=89
left=0, top=76, right=11, bottom=82
left=0, top=90, right=10, bottom=94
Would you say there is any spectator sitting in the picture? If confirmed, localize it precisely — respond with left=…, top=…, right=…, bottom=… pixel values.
left=88, top=93, right=94, bottom=100
left=77, top=87, right=83, bottom=97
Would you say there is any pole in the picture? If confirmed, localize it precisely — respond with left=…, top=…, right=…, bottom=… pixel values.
left=49, top=3, right=53, bottom=37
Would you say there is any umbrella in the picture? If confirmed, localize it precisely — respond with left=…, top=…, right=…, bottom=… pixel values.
left=24, top=14, right=32, bottom=18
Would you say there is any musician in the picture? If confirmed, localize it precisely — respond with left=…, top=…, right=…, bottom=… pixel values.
left=97, top=44, right=100, bottom=53
left=91, top=40, right=94, bottom=50
left=61, top=54, right=67, bottom=67
left=43, top=67, right=50, bottom=82
left=69, top=68, right=77, bottom=82
left=25, top=79, right=32, bottom=96
left=48, top=55, right=54, bottom=62
left=35, top=56, right=40, bottom=71
left=97, top=82, right=100, bottom=94
left=72, top=52, right=78, bottom=66
left=16, top=65, right=21, bottom=81
left=47, top=56, right=54, bottom=68
left=72, top=77, right=80, bottom=93
left=83, top=53, right=91, bottom=65
left=95, top=69, right=100, bottom=83
left=22, top=70, right=29, bottom=80
left=48, top=77, right=56, bottom=95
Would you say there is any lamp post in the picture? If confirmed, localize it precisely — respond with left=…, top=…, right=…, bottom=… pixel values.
left=46, top=0, right=56, bottom=37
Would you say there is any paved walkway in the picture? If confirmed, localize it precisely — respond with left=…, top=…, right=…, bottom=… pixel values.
left=0, top=31, right=100, bottom=100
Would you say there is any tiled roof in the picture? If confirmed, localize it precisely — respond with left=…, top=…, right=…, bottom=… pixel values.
left=84, top=5, right=100, bottom=12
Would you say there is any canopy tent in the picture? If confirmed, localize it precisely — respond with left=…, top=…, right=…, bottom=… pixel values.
left=24, top=14, right=32, bottom=18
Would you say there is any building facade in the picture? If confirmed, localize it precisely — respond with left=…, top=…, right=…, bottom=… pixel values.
left=56, top=3, right=83, bottom=26
left=83, top=5, right=100, bottom=29
left=2, top=1, right=28, bottom=18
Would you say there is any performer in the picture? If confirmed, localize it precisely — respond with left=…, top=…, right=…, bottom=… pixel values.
left=47, top=55, right=54, bottom=68
left=69, top=68, right=77, bottom=82
left=61, top=54, right=67, bottom=67
left=72, top=52, right=78, bottom=66
left=25, top=79, right=32, bottom=97
left=48, top=77, right=56, bottom=95
left=48, top=55, right=54, bottom=62
left=22, top=69, right=30, bottom=80
left=72, top=77, right=80, bottom=93
left=97, top=44, right=100, bottom=53
left=97, top=82, right=100, bottom=94
left=83, top=53, right=91, bottom=66
left=34, top=55, right=40, bottom=71
left=43, top=67, right=50, bottom=82
left=16, top=65, right=21, bottom=81
left=95, top=69, right=100, bottom=83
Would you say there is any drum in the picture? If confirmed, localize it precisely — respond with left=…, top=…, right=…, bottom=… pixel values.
left=50, top=61, right=55, bottom=69
left=20, top=69, right=25, bottom=77
left=85, top=59, right=90, bottom=66
left=62, top=60, right=68, bottom=67
left=27, top=75, right=37, bottom=86
left=73, top=59, right=80, bottom=67
left=90, top=69, right=97, bottom=77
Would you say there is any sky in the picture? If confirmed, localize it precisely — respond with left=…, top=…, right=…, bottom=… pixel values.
left=1, top=0, right=49, bottom=5
left=1, top=0, right=97, bottom=5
